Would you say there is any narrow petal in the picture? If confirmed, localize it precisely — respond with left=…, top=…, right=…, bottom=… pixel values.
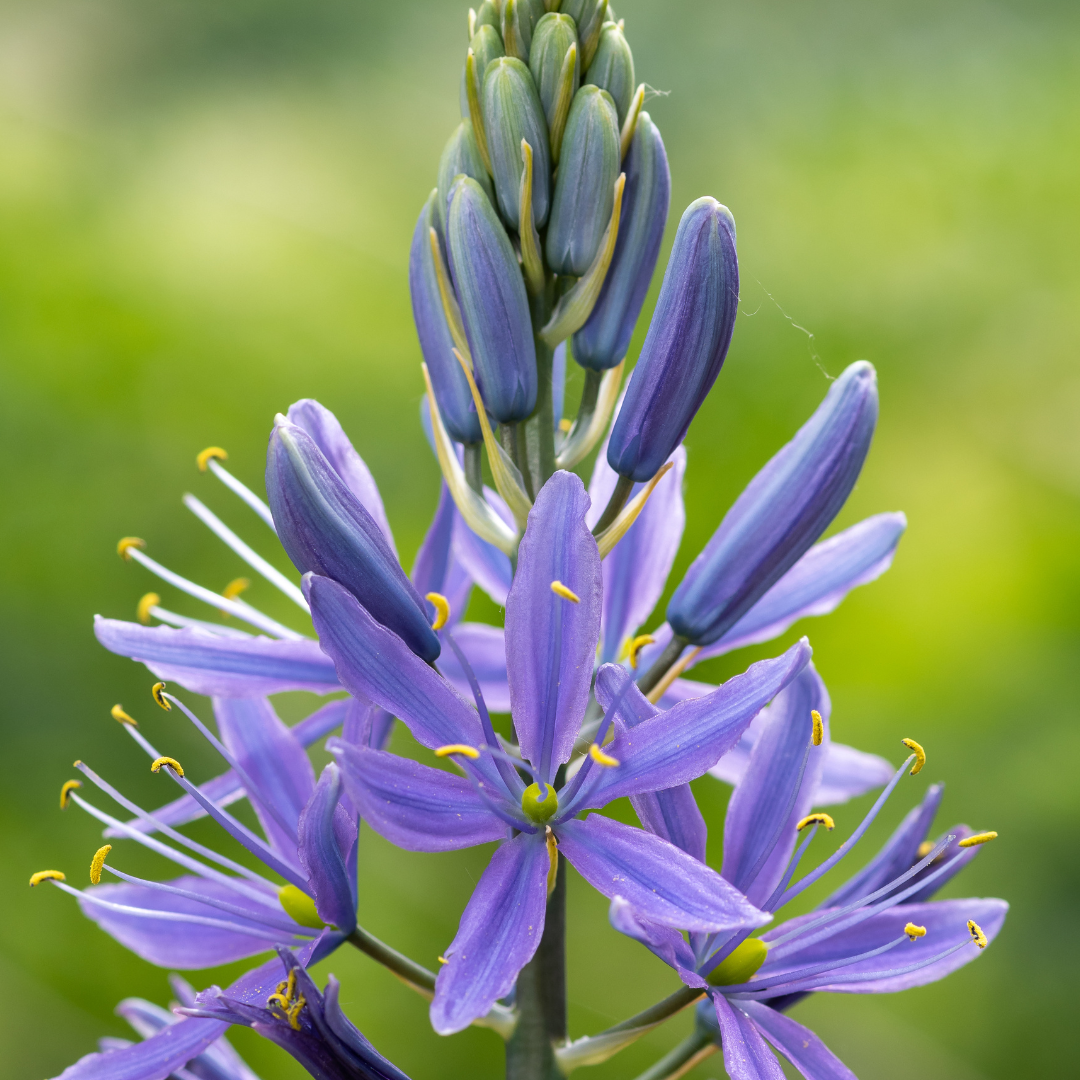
left=505, top=471, right=601, bottom=779
left=711, top=994, right=786, bottom=1080
left=451, top=486, right=514, bottom=605
left=298, top=763, right=358, bottom=933
left=431, top=832, right=550, bottom=1034
left=411, top=483, right=473, bottom=624
left=55, top=1018, right=228, bottom=1080
left=556, top=815, right=769, bottom=932
left=608, top=897, right=706, bottom=987
left=95, top=617, right=339, bottom=697
left=330, top=741, right=507, bottom=851
left=739, top=1001, right=857, bottom=1080
left=437, top=622, right=511, bottom=714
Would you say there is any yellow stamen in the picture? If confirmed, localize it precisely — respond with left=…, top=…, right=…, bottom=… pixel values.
left=59, top=780, right=81, bottom=809
left=958, top=831, right=998, bottom=848
left=117, top=537, right=145, bottom=560
left=151, top=756, right=184, bottom=777
left=151, top=682, right=171, bottom=711
left=29, top=870, right=65, bottom=887
left=646, top=645, right=703, bottom=705
left=437, top=955, right=449, bottom=965
left=550, top=580, right=580, bottom=603
left=434, top=744, right=481, bottom=759
left=90, top=844, right=112, bottom=885
left=425, top=592, right=451, bottom=631
left=265, top=992, right=288, bottom=1009
left=546, top=826, right=559, bottom=897
left=901, top=738, right=926, bottom=774
left=796, top=813, right=835, bottom=832
left=904, top=922, right=927, bottom=940
left=286, top=995, right=306, bottom=1030
left=558, top=418, right=573, bottom=433
left=811, top=710, right=823, bottom=746
left=222, top=577, right=249, bottom=600
left=588, top=743, right=620, bottom=767
left=111, top=704, right=138, bottom=726
left=624, top=634, right=655, bottom=670
left=967, top=919, right=988, bottom=949
left=916, top=840, right=934, bottom=859
left=197, top=446, right=228, bottom=472
left=137, top=593, right=160, bottom=624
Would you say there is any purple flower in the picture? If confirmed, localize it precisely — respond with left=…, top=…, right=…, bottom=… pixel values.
left=306, top=470, right=813, bottom=1034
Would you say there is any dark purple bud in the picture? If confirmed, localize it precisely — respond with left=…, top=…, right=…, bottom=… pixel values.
left=606, top=196, right=738, bottom=480
left=297, top=763, right=357, bottom=934
left=266, top=418, right=441, bottom=662
left=667, top=361, right=879, bottom=645
left=572, top=111, right=669, bottom=371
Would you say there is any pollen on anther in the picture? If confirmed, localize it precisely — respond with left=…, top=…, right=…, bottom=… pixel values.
left=151, top=756, right=184, bottom=777
left=117, top=537, right=146, bottom=560
left=425, top=592, right=451, bottom=631
left=796, top=813, right=835, bottom=832
left=222, top=577, right=250, bottom=601
left=904, top=922, right=927, bottom=940
left=967, top=919, right=988, bottom=949
left=958, top=831, right=998, bottom=848
left=434, top=744, right=481, bottom=760
left=151, top=682, right=171, bottom=711
left=558, top=418, right=573, bottom=433
left=137, top=593, right=160, bottom=624
left=59, top=780, right=81, bottom=809
left=589, top=743, right=620, bottom=767
left=901, top=738, right=926, bottom=774
left=437, top=955, right=449, bottom=965
left=111, top=704, right=138, bottom=727
left=811, top=710, right=824, bottom=746
left=197, top=446, right=228, bottom=472
left=29, top=870, right=65, bottom=887
left=550, top=580, right=580, bottom=603
left=90, top=844, right=112, bottom=885
left=624, top=634, right=655, bottom=670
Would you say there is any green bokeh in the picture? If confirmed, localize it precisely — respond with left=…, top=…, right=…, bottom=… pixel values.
left=1, top=0, right=1077, bottom=1076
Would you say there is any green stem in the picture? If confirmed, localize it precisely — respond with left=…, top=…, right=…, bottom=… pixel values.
left=592, top=474, right=634, bottom=535
left=513, top=422, right=536, bottom=501
left=530, top=280, right=557, bottom=487
left=636, top=634, right=690, bottom=696
left=576, top=368, right=603, bottom=426
left=464, top=442, right=484, bottom=493
left=630, top=1030, right=715, bottom=1080
left=347, top=925, right=436, bottom=996
left=596, top=986, right=705, bottom=1039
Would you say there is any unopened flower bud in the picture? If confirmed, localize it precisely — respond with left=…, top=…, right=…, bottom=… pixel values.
left=474, top=0, right=499, bottom=32
left=561, top=0, right=608, bottom=69
left=437, top=120, right=493, bottom=236
left=483, top=56, right=552, bottom=230
left=460, top=25, right=505, bottom=120
left=606, top=197, right=738, bottom=480
left=667, top=361, right=879, bottom=646
left=266, top=419, right=440, bottom=662
left=502, top=0, right=545, bottom=62
left=447, top=176, right=538, bottom=423
left=529, top=13, right=580, bottom=129
left=584, top=21, right=634, bottom=123
left=546, top=85, right=621, bottom=275
left=409, top=193, right=481, bottom=445
left=573, top=110, right=668, bottom=370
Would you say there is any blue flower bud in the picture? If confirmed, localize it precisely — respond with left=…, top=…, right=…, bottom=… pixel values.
left=266, top=419, right=441, bottom=662
left=437, top=120, right=493, bottom=236
left=606, top=196, right=738, bottom=480
left=446, top=175, right=538, bottom=423
left=584, top=21, right=634, bottom=123
left=483, top=56, right=551, bottom=230
left=545, top=85, right=621, bottom=275
left=572, top=110, right=668, bottom=371
left=529, top=13, right=580, bottom=128
left=408, top=192, right=482, bottom=445
left=460, top=24, right=505, bottom=120
left=667, top=361, right=879, bottom=646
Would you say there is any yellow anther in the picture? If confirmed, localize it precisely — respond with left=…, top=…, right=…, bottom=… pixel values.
left=425, top=592, right=451, bottom=631
left=117, top=537, right=146, bottom=560
left=901, top=738, right=926, bottom=774
left=796, top=813, right=835, bottom=832
left=811, top=710, right=824, bottom=746
left=559, top=418, right=573, bottom=433
left=904, top=922, right=927, bottom=940
left=588, top=743, right=620, bottom=767
left=265, top=993, right=288, bottom=1010
left=434, top=744, right=481, bottom=759
left=967, top=919, right=988, bottom=949
left=546, top=826, right=559, bottom=897
left=437, top=955, right=449, bottom=965
left=29, top=870, right=65, bottom=887
left=197, top=446, right=228, bottom=472
left=137, top=593, right=160, bottom=624
left=151, top=682, right=171, bottom=711
left=958, top=831, right=998, bottom=848
left=222, top=577, right=250, bottom=601
left=624, top=634, right=655, bottom=670
left=286, top=995, right=306, bottom=1030
left=916, top=840, right=934, bottom=859
left=550, top=580, right=580, bottom=603
left=151, top=756, right=184, bottom=777
left=90, top=845, right=112, bottom=885
left=111, top=704, right=138, bottom=727
left=59, top=780, right=81, bottom=809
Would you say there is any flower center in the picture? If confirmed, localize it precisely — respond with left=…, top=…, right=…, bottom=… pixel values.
left=706, top=938, right=768, bottom=986
left=521, top=782, right=559, bottom=824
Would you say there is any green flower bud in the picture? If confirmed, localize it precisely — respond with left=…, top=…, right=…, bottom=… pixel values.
left=502, top=0, right=546, bottom=62
left=483, top=56, right=551, bottom=230
left=706, top=938, right=768, bottom=986
left=546, top=85, right=620, bottom=274
left=474, top=0, right=500, bottom=31
left=436, top=121, right=494, bottom=237
left=529, top=13, right=580, bottom=130
left=521, top=782, right=559, bottom=823
left=561, top=0, right=608, bottom=69
left=460, top=25, right=505, bottom=121
left=584, top=21, right=634, bottom=124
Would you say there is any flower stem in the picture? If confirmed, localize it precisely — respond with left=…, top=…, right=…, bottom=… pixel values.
left=636, top=634, right=689, bottom=696
left=630, top=1030, right=715, bottom=1080
left=346, top=924, right=436, bottom=996
left=464, top=442, right=484, bottom=494
left=531, top=281, right=557, bottom=488
left=599, top=986, right=705, bottom=1038
left=592, top=474, right=634, bottom=535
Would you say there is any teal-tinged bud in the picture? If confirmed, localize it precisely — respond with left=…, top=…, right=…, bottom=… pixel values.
left=474, top=0, right=499, bottom=31
left=460, top=25, right=505, bottom=120
left=437, top=121, right=494, bottom=236
left=546, top=85, right=620, bottom=274
left=706, top=939, right=768, bottom=986
left=529, top=13, right=580, bottom=128
left=521, top=782, right=559, bottom=823
left=483, top=57, right=551, bottom=230
left=584, top=21, right=634, bottom=123
left=562, top=0, right=608, bottom=69
left=502, top=0, right=546, bottom=61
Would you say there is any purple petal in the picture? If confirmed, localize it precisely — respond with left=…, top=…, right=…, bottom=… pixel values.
left=739, top=1002, right=857, bottom=1080
left=437, top=622, right=511, bottom=713
left=451, top=487, right=514, bottom=606
left=712, top=993, right=786, bottom=1080
left=95, top=617, right=340, bottom=697
left=330, top=741, right=507, bottom=851
left=298, top=763, right=357, bottom=933
left=431, top=832, right=550, bottom=1034
left=722, top=666, right=829, bottom=907
left=505, top=471, right=601, bottom=780
left=556, top=814, right=769, bottom=932
left=631, top=784, right=708, bottom=863
left=55, top=1018, right=228, bottom=1080
left=286, top=398, right=396, bottom=555
left=578, top=640, right=812, bottom=810
left=411, top=483, right=473, bottom=625
left=608, top=897, right=706, bottom=987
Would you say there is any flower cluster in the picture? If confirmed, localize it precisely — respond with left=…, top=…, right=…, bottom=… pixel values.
left=33, top=3, right=1005, bottom=1079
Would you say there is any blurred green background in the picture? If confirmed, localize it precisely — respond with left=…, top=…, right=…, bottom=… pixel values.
left=2, top=0, right=1078, bottom=1076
